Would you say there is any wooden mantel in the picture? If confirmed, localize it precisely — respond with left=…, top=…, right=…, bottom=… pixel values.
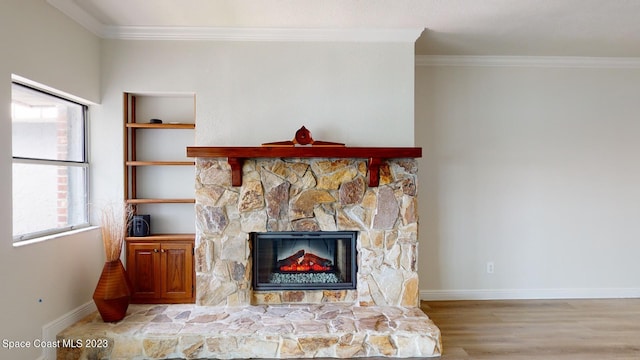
left=186, top=146, right=422, bottom=187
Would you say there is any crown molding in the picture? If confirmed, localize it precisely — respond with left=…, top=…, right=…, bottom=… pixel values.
left=103, top=26, right=424, bottom=42
left=48, top=0, right=422, bottom=42
left=415, top=55, right=640, bottom=69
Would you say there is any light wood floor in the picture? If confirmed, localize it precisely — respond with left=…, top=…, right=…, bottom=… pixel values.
left=421, top=299, right=640, bottom=359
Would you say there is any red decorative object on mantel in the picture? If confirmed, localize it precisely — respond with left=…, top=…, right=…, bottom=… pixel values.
left=262, top=126, right=345, bottom=147
left=186, top=126, right=421, bottom=187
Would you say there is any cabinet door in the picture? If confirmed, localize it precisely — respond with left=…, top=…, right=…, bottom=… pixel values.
left=127, top=243, right=161, bottom=301
left=160, top=242, right=193, bottom=301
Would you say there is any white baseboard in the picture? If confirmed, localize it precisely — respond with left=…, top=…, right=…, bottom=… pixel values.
left=39, top=300, right=97, bottom=360
left=420, top=288, right=640, bottom=301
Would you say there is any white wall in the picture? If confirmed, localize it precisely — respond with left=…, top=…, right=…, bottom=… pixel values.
left=97, top=40, right=415, bottom=148
left=416, top=59, right=640, bottom=299
left=0, top=1, right=102, bottom=359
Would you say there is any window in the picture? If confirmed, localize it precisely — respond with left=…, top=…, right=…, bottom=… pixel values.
left=12, top=82, right=89, bottom=242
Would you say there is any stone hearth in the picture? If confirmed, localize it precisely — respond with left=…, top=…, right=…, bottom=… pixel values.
left=57, top=303, right=441, bottom=359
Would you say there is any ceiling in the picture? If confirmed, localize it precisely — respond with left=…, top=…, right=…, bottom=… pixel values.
left=48, top=0, right=640, bottom=57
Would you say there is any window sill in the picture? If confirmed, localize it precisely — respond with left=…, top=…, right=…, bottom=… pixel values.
left=13, top=226, right=100, bottom=248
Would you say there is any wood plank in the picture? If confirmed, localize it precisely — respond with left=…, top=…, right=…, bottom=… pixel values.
left=126, top=234, right=195, bottom=242
left=126, top=198, right=195, bottom=204
left=186, top=146, right=421, bottom=159
left=126, top=161, right=195, bottom=166
left=126, top=123, right=195, bottom=129
left=421, top=299, right=640, bottom=359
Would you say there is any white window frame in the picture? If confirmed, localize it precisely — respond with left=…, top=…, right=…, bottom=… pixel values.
left=11, top=80, right=91, bottom=242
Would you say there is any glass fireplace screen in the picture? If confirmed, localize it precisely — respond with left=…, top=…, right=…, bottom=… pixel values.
left=251, top=231, right=357, bottom=291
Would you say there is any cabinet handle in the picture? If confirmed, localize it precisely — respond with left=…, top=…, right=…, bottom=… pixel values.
left=154, top=248, right=159, bottom=253
left=160, top=249, right=166, bottom=253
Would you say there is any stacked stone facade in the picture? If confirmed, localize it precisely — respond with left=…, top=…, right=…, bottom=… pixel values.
left=194, top=157, right=420, bottom=307
left=56, top=156, right=443, bottom=359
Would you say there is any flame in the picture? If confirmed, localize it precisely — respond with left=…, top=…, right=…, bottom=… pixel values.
left=280, top=263, right=332, bottom=272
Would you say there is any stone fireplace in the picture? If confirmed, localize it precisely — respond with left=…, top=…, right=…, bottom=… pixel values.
left=194, top=157, right=421, bottom=307
left=57, top=148, right=442, bottom=359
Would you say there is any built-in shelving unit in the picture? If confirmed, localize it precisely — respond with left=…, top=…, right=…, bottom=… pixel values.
left=124, top=92, right=196, bottom=304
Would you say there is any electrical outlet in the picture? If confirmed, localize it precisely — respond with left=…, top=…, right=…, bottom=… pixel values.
left=486, top=262, right=495, bottom=274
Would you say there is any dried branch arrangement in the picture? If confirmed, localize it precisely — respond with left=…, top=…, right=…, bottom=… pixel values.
left=100, top=203, right=132, bottom=262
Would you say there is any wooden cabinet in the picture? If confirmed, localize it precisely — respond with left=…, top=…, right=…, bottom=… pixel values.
left=124, top=92, right=196, bottom=303
left=127, top=239, right=194, bottom=303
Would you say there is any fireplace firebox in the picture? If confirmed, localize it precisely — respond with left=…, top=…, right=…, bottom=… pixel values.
left=251, top=231, right=357, bottom=291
